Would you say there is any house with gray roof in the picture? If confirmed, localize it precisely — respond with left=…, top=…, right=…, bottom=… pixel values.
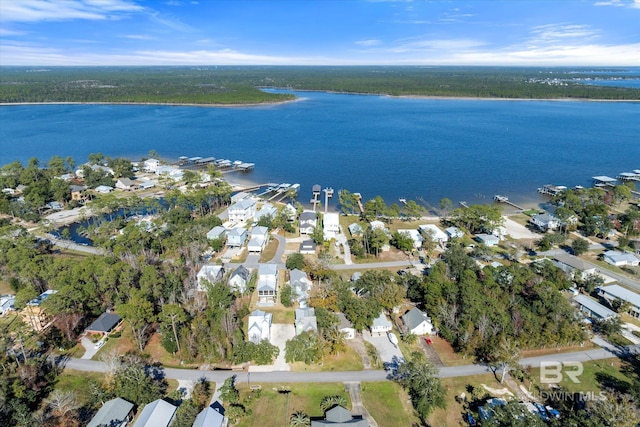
left=573, top=295, right=618, bottom=320
left=229, top=266, right=251, bottom=294
left=255, top=203, right=277, bottom=223
left=299, top=211, right=317, bottom=235
left=257, top=263, right=278, bottom=304
left=299, top=239, right=317, bottom=254
left=228, top=198, right=256, bottom=223
left=85, top=312, right=122, bottom=335
left=552, top=253, right=599, bottom=281
left=370, top=312, right=392, bottom=334
left=295, top=307, right=318, bottom=335
left=0, top=295, right=15, bottom=316
left=226, top=227, right=248, bottom=248
left=598, top=284, right=640, bottom=319
left=603, top=250, right=640, bottom=267
left=133, top=399, right=177, bottom=427
left=247, top=226, right=269, bottom=253
left=197, top=265, right=225, bottom=291
left=347, top=223, right=363, bottom=236
left=206, top=226, right=226, bottom=241
left=476, top=234, right=500, bottom=247
left=192, top=405, right=228, bottom=427
left=115, top=178, right=137, bottom=191
left=290, top=269, right=312, bottom=303
left=445, top=226, right=464, bottom=239
left=336, top=313, right=355, bottom=340
left=311, top=405, right=368, bottom=427
left=248, top=310, right=272, bottom=344
left=87, top=397, right=134, bottom=427
left=530, top=213, right=559, bottom=232
left=402, top=307, right=433, bottom=335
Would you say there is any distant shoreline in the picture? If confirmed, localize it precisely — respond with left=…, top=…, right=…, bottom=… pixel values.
left=0, top=98, right=303, bottom=108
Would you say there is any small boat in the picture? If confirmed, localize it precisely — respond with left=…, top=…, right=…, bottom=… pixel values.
left=399, top=198, right=407, bottom=204
left=387, top=332, right=398, bottom=347
left=493, top=195, right=508, bottom=202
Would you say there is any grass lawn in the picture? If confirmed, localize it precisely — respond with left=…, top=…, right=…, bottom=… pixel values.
left=520, top=342, right=596, bottom=358
left=55, top=369, right=107, bottom=407
left=93, top=324, right=136, bottom=360
left=429, top=336, right=473, bottom=366
left=259, top=237, right=280, bottom=263
left=235, top=382, right=349, bottom=427
left=361, top=381, right=418, bottom=426
left=142, top=332, right=201, bottom=368
left=529, top=358, right=632, bottom=395
left=0, top=279, right=13, bottom=295
left=290, top=346, right=363, bottom=372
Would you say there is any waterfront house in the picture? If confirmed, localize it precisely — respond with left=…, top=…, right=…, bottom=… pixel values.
left=226, top=227, right=248, bottom=248
left=230, top=192, right=250, bottom=203
left=91, top=164, right=115, bottom=176
left=283, top=203, right=297, bottom=221
left=402, top=307, right=434, bottom=335
left=369, top=220, right=386, bottom=231
left=254, top=203, right=277, bottom=223
left=348, top=223, right=363, bottom=236
left=229, top=266, right=252, bottom=294
left=248, top=310, right=272, bottom=344
left=370, top=312, right=392, bottom=334
left=115, top=178, right=137, bottom=191
left=323, top=213, right=340, bottom=240
left=257, top=263, right=278, bottom=304
left=573, top=295, right=618, bottom=321
left=133, top=399, right=177, bottom=427
left=397, top=229, right=423, bottom=249
left=0, top=295, right=15, bottom=316
left=155, top=165, right=184, bottom=181
left=598, top=284, right=640, bottom=318
left=419, top=224, right=449, bottom=244
left=476, top=234, right=500, bottom=247
left=336, top=313, right=356, bottom=340
left=87, top=397, right=134, bottom=427
left=193, top=406, right=228, bottom=427
left=70, top=185, right=89, bottom=202
left=311, top=405, right=368, bottom=427
left=228, top=198, right=257, bottom=224
left=206, top=226, right=226, bottom=242
left=247, top=226, right=269, bottom=253
left=295, top=307, right=318, bottom=335
left=197, top=265, right=225, bottom=291
left=85, top=312, right=122, bottom=336
left=299, top=239, right=317, bottom=254
left=530, top=213, right=559, bottom=232
left=299, top=210, right=317, bottom=234
left=290, top=269, right=312, bottom=303
left=445, top=226, right=464, bottom=239
left=143, top=158, right=160, bottom=173
left=603, top=250, right=640, bottom=267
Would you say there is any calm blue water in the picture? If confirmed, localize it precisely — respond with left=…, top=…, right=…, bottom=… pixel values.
left=1, top=91, right=639, bottom=207
left=574, top=79, right=640, bottom=89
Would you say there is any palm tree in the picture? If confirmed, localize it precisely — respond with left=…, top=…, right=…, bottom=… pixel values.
left=324, top=325, right=347, bottom=355
left=289, top=410, right=310, bottom=427
left=320, top=395, right=347, bottom=413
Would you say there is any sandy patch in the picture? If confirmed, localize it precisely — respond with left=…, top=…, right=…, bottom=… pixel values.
left=502, top=217, right=539, bottom=240
left=481, top=384, right=514, bottom=397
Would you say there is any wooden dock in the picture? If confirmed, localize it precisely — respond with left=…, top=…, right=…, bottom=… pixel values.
left=493, top=195, right=525, bottom=211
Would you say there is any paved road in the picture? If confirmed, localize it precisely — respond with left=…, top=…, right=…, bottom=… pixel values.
left=57, top=343, right=638, bottom=384
left=45, top=234, right=105, bottom=255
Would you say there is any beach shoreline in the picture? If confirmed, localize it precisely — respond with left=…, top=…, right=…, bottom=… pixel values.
left=0, top=97, right=305, bottom=108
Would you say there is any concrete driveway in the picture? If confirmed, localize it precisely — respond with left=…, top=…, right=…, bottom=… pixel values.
left=249, top=323, right=295, bottom=372
left=362, top=330, right=404, bottom=366
left=80, top=336, right=102, bottom=360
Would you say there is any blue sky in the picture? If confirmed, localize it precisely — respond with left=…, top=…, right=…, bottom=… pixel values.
left=1, top=0, right=639, bottom=66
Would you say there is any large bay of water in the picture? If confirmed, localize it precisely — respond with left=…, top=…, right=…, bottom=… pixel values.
left=1, top=90, right=638, bottom=207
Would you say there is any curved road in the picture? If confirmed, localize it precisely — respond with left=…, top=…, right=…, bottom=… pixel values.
left=57, top=343, right=636, bottom=384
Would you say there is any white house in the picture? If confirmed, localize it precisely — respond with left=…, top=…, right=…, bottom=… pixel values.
left=336, top=313, right=355, bottom=340
left=247, top=226, right=269, bottom=253
left=323, top=213, right=340, bottom=240
left=155, top=165, right=183, bottom=181
left=226, top=227, right=248, bottom=248
left=0, top=295, right=15, bottom=316
left=402, top=307, right=434, bottom=335
left=370, top=312, right=392, bottom=334
left=348, top=223, right=363, bottom=236
left=397, top=229, right=423, bottom=249
left=143, top=158, right=160, bottom=173
left=295, top=307, right=318, bottom=335
left=299, top=211, right=317, bottom=235
left=552, top=253, right=600, bottom=281
left=419, top=224, right=449, bottom=244
left=530, top=213, right=560, bottom=232
left=603, top=250, right=640, bottom=267
left=133, top=399, right=177, bottom=427
left=370, top=220, right=386, bottom=231
left=228, top=266, right=252, bottom=294
left=197, top=265, right=224, bottom=291
left=257, top=263, right=278, bottom=304
left=573, top=294, right=618, bottom=321
left=193, top=406, right=228, bottom=427
left=290, top=269, right=312, bottom=303
left=445, top=226, right=464, bottom=239
left=283, top=203, right=297, bottom=221
left=228, top=199, right=257, bottom=224
left=476, top=234, right=500, bottom=247
left=206, top=226, right=226, bottom=241
left=248, top=310, right=272, bottom=344
left=299, top=239, right=317, bottom=254
left=94, top=185, right=114, bottom=194
left=598, top=284, right=640, bottom=318
left=254, top=203, right=277, bottom=222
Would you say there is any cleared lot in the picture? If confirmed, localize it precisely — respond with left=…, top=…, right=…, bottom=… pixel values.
left=362, top=331, right=404, bottom=366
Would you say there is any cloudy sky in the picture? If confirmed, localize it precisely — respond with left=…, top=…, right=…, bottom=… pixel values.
left=1, top=0, right=639, bottom=66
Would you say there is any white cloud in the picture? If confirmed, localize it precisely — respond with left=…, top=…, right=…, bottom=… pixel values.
left=594, top=0, right=640, bottom=7
left=121, top=34, right=156, bottom=40
left=389, top=37, right=486, bottom=53
left=0, top=0, right=144, bottom=23
left=355, top=39, right=382, bottom=46
left=0, top=27, right=28, bottom=36
left=529, top=24, right=600, bottom=44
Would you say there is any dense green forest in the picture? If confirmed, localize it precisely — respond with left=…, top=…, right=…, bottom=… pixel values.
left=1, top=66, right=639, bottom=104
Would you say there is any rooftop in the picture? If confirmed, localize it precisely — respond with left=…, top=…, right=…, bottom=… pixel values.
left=599, top=284, right=640, bottom=309
left=573, top=294, right=618, bottom=319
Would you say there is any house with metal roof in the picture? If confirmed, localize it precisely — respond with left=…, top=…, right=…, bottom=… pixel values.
left=530, top=213, right=560, bottom=232
left=402, top=307, right=434, bottom=335
left=573, top=295, right=618, bottom=320
left=347, top=223, right=363, bottom=236
left=419, top=224, right=448, bottom=243
left=248, top=310, right=272, bottom=344
left=323, top=213, right=340, bottom=240
left=603, top=250, right=640, bottom=267
left=476, top=234, right=500, bottom=247
left=552, top=253, right=599, bottom=281
left=133, top=399, right=177, bottom=427
left=229, top=266, right=251, bottom=294
left=192, top=406, right=228, bottom=427
left=370, top=312, right=392, bottom=334
left=226, top=227, right=248, bottom=248
left=299, top=239, right=317, bottom=254
left=247, top=226, right=269, bottom=253
left=197, top=265, right=225, bottom=291
left=257, top=263, right=278, bottom=304
left=445, top=226, right=464, bottom=239
left=228, top=198, right=257, bottom=224
left=295, top=307, right=318, bottom=335
left=290, top=269, right=312, bottom=304
left=87, top=397, right=134, bottom=427
left=206, top=226, right=226, bottom=241
left=255, top=203, right=277, bottom=223
left=85, top=312, right=122, bottom=335
left=299, top=211, right=317, bottom=235
left=311, top=405, right=368, bottom=427
left=0, top=295, right=15, bottom=316
left=397, top=229, right=423, bottom=249
left=598, top=284, right=640, bottom=318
